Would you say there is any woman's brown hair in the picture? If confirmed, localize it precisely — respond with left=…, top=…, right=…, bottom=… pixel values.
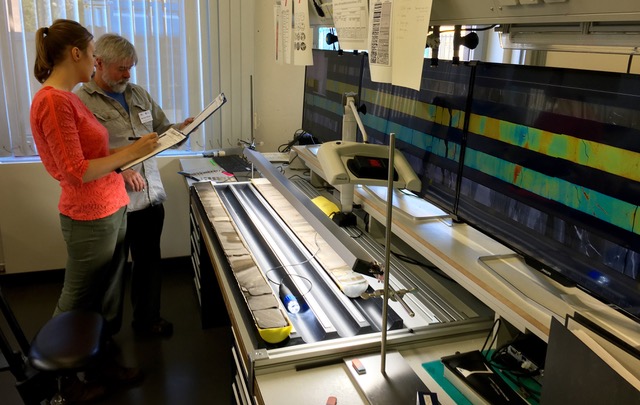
left=33, top=19, right=94, bottom=83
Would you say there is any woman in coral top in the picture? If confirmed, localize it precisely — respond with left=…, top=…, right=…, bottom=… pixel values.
left=29, top=19, right=158, bottom=338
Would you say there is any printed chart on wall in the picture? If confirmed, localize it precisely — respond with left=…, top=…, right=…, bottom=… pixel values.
left=276, top=0, right=293, bottom=64
left=275, top=0, right=313, bottom=66
left=332, top=0, right=370, bottom=51
left=293, top=0, right=313, bottom=65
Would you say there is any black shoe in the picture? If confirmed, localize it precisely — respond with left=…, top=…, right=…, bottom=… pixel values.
left=132, top=318, right=174, bottom=338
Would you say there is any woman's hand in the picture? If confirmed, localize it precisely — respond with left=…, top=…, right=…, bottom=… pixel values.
left=130, top=132, right=159, bottom=158
left=83, top=133, right=159, bottom=183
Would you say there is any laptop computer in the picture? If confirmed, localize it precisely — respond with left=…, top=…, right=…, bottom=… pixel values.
left=118, top=93, right=227, bottom=172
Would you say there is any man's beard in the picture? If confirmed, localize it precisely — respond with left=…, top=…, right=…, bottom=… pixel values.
left=102, top=72, right=128, bottom=93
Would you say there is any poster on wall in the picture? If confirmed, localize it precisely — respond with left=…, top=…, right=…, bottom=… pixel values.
left=367, top=0, right=432, bottom=90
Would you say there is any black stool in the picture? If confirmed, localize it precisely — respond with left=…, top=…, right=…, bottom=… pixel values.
left=0, top=284, right=106, bottom=404
left=29, top=310, right=106, bottom=404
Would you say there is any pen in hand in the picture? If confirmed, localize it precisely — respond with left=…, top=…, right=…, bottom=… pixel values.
left=130, top=132, right=166, bottom=141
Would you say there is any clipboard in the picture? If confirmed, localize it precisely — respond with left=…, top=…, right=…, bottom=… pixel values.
left=118, top=92, right=227, bottom=172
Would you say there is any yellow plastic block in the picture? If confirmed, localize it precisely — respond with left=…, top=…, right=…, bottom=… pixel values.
left=258, top=323, right=293, bottom=344
left=311, top=195, right=340, bottom=217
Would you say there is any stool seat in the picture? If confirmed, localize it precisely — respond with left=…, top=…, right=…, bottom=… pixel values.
left=29, top=310, right=105, bottom=372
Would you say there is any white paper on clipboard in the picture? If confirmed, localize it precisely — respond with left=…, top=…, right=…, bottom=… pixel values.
left=180, top=93, right=226, bottom=135
left=118, top=93, right=227, bottom=172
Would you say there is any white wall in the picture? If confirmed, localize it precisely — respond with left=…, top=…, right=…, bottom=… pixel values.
left=0, top=161, right=64, bottom=273
left=0, top=155, right=203, bottom=274
left=253, top=0, right=306, bottom=152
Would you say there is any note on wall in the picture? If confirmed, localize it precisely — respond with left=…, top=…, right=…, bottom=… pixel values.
left=391, top=0, right=432, bottom=90
left=367, top=0, right=433, bottom=91
left=333, top=0, right=369, bottom=51
left=367, top=0, right=393, bottom=84
left=293, top=0, right=314, bottom=66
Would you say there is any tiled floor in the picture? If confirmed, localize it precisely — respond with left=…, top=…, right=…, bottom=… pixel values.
left=0, top=257, right=234, bottom=405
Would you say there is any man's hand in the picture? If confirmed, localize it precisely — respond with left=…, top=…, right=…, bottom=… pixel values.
left=122, top=169, right=146, bottom=192
left=179, top=117, right=195, bottom=130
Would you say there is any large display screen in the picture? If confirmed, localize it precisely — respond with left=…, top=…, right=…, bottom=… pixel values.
left=457, top=62, right=640, bottom=320
left=301, top=51, right=640, bottom=322
left=301, top=50, right=365, bottom=143
left=359, top=58, right=472, bottom=213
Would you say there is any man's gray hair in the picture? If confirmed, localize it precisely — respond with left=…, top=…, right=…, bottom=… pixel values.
left=94, top=33, right=138, bottom=65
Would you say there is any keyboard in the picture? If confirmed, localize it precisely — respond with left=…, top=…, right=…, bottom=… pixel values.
left=212, top=155, right=253, bottom=173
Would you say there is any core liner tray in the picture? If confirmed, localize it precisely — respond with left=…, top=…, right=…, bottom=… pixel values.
left=192, top=180, right=402, bottom=346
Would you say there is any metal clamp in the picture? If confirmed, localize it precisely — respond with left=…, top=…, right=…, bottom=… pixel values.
left=361, top=286, right=416, bottom=318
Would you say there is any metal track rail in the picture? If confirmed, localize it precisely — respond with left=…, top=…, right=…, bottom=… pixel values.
left=213, top=182, right=402, bottom=343
left=289, top=178, right=469, bottom=323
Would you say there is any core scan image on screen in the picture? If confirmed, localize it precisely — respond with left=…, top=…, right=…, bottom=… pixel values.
left=457, top=62, right=640, bottom=320
left=301, top=50, right=365, bottom=143
left=359, top=57, right=473, bottom=214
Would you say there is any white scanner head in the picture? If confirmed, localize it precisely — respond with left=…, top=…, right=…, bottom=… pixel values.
left=316, top=141, right=421, bottom=192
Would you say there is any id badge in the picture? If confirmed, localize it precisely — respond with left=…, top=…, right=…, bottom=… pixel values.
left=138, top=110, right=153, bottom=124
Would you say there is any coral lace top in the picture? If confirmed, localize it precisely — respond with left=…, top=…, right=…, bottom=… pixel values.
left=30, top=86, right=129, bottom=220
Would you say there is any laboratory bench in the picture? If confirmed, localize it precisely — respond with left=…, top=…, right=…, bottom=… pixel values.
left=181, top=150, right=639, bottom=405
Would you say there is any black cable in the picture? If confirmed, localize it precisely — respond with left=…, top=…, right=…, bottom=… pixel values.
left=433, top=24, right=498, bottom=34
left=472, top=24, right=499, bottom=32
left=311, top=0, right=324, bottom=17
left=390, top=251, right=454, bottom=282
left=498, top=368, right=542, bottom=400
left=288, top=173, right=310, bottom=181
left=348, top=226, right=364, bottom=238
left=480, top=317, right=502, bottom=357
left=312, top=183, right=335, bottom=192
left=263, top=233, right=323, bottom=297
left=288, top=153, right=302, bottom=166
left=363, top=213, right=370, bottom=233
left=479, top=322, right=543, bottom=400
left=489, top=333, right=542, bottom=379
left=278, top=129, right=309, bottom=153
left=331, top=27, right=338, bottom=52
left=627, top=54, right=633, bottom=74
